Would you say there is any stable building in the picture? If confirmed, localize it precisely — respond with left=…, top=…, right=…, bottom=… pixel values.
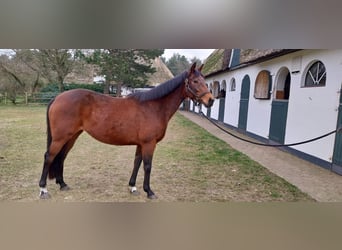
left=190, top=49, right=342, bottom=175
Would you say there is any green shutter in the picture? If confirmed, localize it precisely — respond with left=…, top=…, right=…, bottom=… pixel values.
left=269, top=101, right=288, bottom=144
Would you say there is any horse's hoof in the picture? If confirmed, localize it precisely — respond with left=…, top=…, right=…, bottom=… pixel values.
left=147, top=194, right=158, bottom=199
left=129, top=186, right=140, bottom=195
left=39, top=192, right=51, bottom=199
left=131, top=190, right=140, bottom=196
left=60, top=185, right=70, bottom=191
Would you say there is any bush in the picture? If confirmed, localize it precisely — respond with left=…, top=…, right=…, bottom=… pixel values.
left=66, top=83, right=104, bottom=93
left=40, top=83, right=105, bottom=93
left=34, top=83, right=105, bottom=104
left=40, top=83, right=60, bottom=93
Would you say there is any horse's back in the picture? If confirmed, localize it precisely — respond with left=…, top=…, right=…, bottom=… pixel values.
left=53, top=89, right=111, bottom=105
left=48, top=89, right=143, bottom=145
left=49, top=89, right=112, bottom=132
left=51, top=89, right=123, bottom=113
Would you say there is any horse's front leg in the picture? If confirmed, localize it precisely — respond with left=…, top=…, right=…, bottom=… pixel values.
left=128, top=145, right=142, bottom=195
left=142, top=143, right=157, bottom=199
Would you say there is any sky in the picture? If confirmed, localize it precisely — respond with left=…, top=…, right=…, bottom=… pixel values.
left=0, top=49, right=13, bottom=56
left=0, top=49, right=216, bottom=61
left=162, top=49, right=215, bottom=61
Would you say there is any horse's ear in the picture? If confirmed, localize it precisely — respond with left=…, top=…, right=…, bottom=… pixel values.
left=190, top=62, right=196, bottom=73
left=198, top=64, right=204, bottom=72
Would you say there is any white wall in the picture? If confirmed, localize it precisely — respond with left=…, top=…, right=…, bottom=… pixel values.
left=241, top=66, right=272, bottom=138
left=285, top=50, right=341, bottom=161
left=205, top=49, right=342, bottom=163
left=210, top=99, right=219, bottom=120
left=201, top=104, right=207, bottom=115
left=224, top=77, right=241, bottom=126
left=205, top=78, right=227, bottom=121
left=207, top=64, right=273, bottom=137
left=189, top=100, right=194, bottom=111
left=194, top=104, right=200, bottom=113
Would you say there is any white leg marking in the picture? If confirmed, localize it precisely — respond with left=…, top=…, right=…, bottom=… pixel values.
left=130, top=186, right=137, bottom=193
left=40, top=187, right=48, bottom=194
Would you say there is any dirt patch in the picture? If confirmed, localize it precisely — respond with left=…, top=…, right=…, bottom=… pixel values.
left=0, top=106, right=313, bottom=201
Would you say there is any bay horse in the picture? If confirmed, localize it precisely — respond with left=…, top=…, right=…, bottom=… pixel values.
left=38, top=62, right=214, bottom=199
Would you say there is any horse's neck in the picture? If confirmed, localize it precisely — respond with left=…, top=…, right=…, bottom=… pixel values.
left=160, top=83, right=185, bottom=121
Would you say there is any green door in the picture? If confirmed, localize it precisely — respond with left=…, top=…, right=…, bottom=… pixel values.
left=269, top=101, right=289, bottom=144
left=238, top=75, right=250, bottom=130
left=332, top=87, right=342, bottom=174
left=218, top=98, right=225, bottom=122
left=207, top=106, right=211, bottom=117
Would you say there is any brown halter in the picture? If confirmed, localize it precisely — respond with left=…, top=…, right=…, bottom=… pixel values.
left=185, top=78, right=210, bottom=106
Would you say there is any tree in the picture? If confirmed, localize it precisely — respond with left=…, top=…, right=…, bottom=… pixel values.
left=35, top=49, right=80, bottom=92
left=85, top=49, right=164, bottom=95
left=160, top=56, right=166, bottom=64
left=14, top=49, right=83, bottom=92
left=0, top=53, right=43, bottom=103
left=165, top=53, right=190, bottom=76
left=12, top=50, right=47, bottom=92
left=190, top=56, right=202, bottom=67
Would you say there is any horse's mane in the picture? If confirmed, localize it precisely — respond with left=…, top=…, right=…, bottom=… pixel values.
left=129, top=71, right=188, bottom=102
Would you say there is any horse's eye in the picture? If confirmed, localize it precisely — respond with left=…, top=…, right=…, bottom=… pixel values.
left=194, top=80, right=198, bottom=84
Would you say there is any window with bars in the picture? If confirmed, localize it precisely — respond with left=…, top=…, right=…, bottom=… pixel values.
left=304, top=61, right=326, bottom=87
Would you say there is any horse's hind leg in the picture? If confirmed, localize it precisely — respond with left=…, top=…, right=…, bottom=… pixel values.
left=141, top=142, right=157, bottom=199
left=39, top=140, right=66, bottom=199
left=128, top=145, right=142, bottom=195
left=55, top=131, right=83, bottom=191
left=53, top=150, right=69, bottom=191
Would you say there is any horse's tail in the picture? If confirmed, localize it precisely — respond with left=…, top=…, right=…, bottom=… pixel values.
left=46, top=98, right=59, bottom=180
left=46, top=98, right=54, bottom=153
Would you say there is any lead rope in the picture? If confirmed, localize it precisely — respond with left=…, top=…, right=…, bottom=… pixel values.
left=199, top=111, right=340, bottom=147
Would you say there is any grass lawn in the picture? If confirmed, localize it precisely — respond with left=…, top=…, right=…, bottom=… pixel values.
left=0, top=105, right=314, bottom=201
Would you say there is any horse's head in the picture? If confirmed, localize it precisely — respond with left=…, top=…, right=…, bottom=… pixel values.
left=185, top=62, right=214, bottom=108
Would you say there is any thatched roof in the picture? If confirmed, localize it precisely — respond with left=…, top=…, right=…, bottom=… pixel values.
left=146, top=57, right=174, bottom=86
left=65, top=64, right=94, bottom=84
left=65, top=57, right=173, bottom=86
left=239, top=49, right=290, bottom=64
left=202, top=49, right=299, bottom=77
left=201, top=49, right=228, bottom=76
